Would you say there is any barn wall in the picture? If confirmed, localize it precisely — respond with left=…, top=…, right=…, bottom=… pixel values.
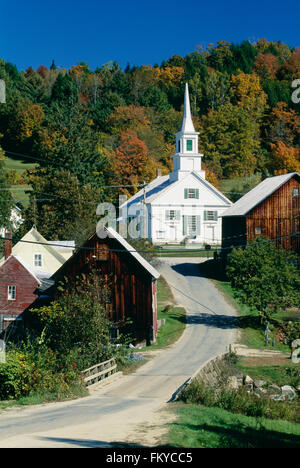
left=246, top=177, right=300, bottom=254
left=54, top=234, right=157, bottom=344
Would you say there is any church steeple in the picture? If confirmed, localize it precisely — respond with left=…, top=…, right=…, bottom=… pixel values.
left=170, top=83, right=205, bottom=181
left=179, top=83, right=195, bottom=133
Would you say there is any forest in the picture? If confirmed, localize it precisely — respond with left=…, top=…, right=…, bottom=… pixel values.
left=0, top=38, right=299, bottom=242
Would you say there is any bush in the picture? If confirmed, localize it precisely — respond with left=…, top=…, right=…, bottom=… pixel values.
left=179, top=380, right=298, bottom=422
left=0, top=349, right=40, bottom=399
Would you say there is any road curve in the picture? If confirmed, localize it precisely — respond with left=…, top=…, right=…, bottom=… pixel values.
left=0, top=258, right=237, bottom=448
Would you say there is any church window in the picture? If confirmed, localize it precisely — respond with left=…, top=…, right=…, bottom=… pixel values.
left=165, top=210, right=180, bottom=221
left=184, top=188, right=199, bottom=199
left=204, top=211, right=218, bottom=221
left=186, top=139, right=193, bottom=151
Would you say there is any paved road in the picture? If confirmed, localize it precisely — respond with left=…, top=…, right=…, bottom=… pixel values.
left=0, top=258, right=237, bottom=448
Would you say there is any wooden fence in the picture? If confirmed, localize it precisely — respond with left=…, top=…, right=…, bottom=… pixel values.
left=82, top=358, right=117, bottom=387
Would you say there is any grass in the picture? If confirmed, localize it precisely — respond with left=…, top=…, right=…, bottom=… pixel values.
left=0, top=384, right=88, bottom=412
left=138, top=276, right=186, bottom=351
left=167, top=403, right=300, bottom=448
left=202, top=263, right=292, bottom=353
left=4, top=157, right=37, bottom=175
left=4, top=157, right=36, bottom=208
left=236, top=361, right=299, bottom=388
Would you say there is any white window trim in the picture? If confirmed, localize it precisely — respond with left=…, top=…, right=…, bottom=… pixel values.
left=34, top=253, right=43, bottom=268
left=7, top=285, right=16, bottom=301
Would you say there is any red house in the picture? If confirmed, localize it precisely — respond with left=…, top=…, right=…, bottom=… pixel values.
left=0, top=254, right=42, bottom=333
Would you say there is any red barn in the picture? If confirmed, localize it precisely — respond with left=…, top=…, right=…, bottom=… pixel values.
left=221, top=172, right=300, bottom=255
left=52, top=227, right=160, bottom=346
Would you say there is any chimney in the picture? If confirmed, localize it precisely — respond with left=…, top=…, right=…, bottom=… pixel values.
left=157, top=169, right=162, bottom=177
left=4, top=227, right=12, bottom=259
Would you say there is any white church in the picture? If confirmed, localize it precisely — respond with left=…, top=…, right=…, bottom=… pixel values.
left=119, top=83, right=232, bottom=245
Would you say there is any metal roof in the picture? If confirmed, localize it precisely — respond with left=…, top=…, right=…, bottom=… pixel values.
left=221, top=172, right=300, bottom=217
left=106, top=227, right=160, bottom=280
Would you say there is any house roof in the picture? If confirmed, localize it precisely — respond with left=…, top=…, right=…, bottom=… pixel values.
left=49, top=240, right=76, bottom=251
left=1, top=254, right=42, bottom=285
left=221, top=172, right=300, bottom=217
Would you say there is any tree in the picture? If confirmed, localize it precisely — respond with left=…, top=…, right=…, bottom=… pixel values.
left=36, top=102, right=109, bottom=187
left=0, top=148, right=13, bottom=230
left=199, top=102, right=262, bottom=178
left=277, top=50, right=300, bottom=81
left=269, top=141, right=300, bottom=174
left=107, top=104, right=150, bottom=134
left=203, top=70, right=231, bottom=111
left=31, top=274, right=113, bottom=369
left=111, top=129, right=156, bottom=194
left=231, top=72, right=268, bottom=119
left=265, top=102, right=300, bottom=147
left=254, top=53, right=280, bottom=79
left=22, top=170, right=103, bottom=244
left=226, top=239, right=300, bottom=321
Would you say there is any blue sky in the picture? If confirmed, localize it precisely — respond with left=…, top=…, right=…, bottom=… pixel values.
left=1, top=0, right=299, bottom=71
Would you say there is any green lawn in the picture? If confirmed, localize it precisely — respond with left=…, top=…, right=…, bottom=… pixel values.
left=167, top=404, right=300, bottom=448
left=138, top=276, right=186, bottom=351
left=4, top=157, right=36, bottom=207
left=4, top=157, right=37, bottom=175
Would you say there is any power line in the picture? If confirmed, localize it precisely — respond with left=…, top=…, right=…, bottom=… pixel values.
left=0, top=231, right=299, bottom=255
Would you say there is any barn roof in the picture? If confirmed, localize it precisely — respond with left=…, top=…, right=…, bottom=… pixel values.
left=221, top=172, right=300, bottom=217
left=105, top=227, right=160, bottom=280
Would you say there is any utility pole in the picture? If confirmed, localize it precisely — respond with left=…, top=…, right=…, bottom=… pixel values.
left=143, top=181, right=147, bottom=239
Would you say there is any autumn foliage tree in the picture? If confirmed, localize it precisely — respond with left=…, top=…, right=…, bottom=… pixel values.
left=269, top=141, right=300, bottom=175
left=112, top=129, right=156, bottom=194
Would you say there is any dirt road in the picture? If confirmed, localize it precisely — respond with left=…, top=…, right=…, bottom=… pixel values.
left=0, top=258, right=237, bottom=448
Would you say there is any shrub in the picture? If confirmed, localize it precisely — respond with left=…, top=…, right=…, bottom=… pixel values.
left=0, top=349, right=40, bottom=399
left=179, top=380, right=298, bottom=422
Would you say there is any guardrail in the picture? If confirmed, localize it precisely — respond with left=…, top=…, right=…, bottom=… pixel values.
left=82, top=358, right=117, bottom=387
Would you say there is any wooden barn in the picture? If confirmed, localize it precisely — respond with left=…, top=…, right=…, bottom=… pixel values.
left=52, top=227, right=160, bottom=345
left=221, top=172, right=300, bottom=255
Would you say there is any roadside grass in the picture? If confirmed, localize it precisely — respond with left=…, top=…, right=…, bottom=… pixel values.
left=198, top=259, right=292, bottom=353
left=235, top=360, right=299, bottom=388
left=0, top=383, right=88, bottom=411
left=166, top=403, right=300, bottom=448
left=137, top=276, right=186, bottom=352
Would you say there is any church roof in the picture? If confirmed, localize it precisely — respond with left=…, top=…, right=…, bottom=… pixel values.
left=120, top=172, right=232, bottom=207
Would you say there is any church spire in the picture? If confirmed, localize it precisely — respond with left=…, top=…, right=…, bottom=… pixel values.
left=180, top=83, right=195, bottom=133
left=170, top=82, right=205, bottom=181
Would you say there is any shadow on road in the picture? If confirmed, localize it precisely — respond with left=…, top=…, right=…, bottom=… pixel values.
left=187, top=313, right=237, bottom=329
left=36, top=436, right=172, bottom=448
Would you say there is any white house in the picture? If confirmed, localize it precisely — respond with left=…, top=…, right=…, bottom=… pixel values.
left=119, top=83, right=232, bottom=245
left=0, top=226, right=75, bottom=278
